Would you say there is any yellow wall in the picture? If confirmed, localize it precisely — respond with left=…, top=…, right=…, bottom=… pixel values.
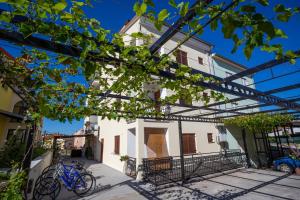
left=0, top=86, right=13, bottom=111
left=0, top=86, right=14, bottom=148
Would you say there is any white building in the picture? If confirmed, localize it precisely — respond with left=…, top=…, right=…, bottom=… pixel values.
left=86, top=16, right=256, bottom=176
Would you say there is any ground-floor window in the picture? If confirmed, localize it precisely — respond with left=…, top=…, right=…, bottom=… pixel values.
left=114, top=135, right=120, bottom=155
left=6, top=129, right=27, bottom=144
left=183, top=133, right=196, bottom=154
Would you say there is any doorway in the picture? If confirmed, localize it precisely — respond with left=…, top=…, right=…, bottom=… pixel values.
left=144, top=128, right=168, bottom=158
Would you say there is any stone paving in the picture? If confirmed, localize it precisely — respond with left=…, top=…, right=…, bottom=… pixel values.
left=56, top=159, right=300, bottom=200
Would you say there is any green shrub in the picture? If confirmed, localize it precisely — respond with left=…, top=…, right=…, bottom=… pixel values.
left=0, top=135, right=26, bottom=168
left=0, top=164, right=26, bottom=200
left=32, top=146, right=47, bottom=160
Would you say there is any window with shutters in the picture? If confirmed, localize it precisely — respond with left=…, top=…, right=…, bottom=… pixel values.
left=114, top=135, right=120, bottom=154
left=183, top=134, right=196, bottom=154
left=207, top=133, right=214, bottom=143
left=198, top=57, right=203, bottom=65
left=176, top=50, right=188, bottom=66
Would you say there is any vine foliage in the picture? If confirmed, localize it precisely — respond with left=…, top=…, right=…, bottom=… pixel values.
left=224, top=113, right=294, bottom=132
left=0, top=0, right=299, bottom=122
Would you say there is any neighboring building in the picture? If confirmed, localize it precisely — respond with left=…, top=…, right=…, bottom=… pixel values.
left=86, top=16, right=256, bottom=174
left=210, top=54, right=258, bottom=150
left=73, top=129, right=85, bottom=149
left=0, top=48, right=29, bottom=148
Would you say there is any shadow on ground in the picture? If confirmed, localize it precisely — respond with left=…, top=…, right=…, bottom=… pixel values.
left=54, top=159, right=300, bottom=200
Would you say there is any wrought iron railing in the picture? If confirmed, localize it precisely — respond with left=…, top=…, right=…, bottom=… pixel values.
left=142, top=150, right=246, bottom=186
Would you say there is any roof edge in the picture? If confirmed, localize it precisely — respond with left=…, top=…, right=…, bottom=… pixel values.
left=212, top=54, right=248, bottom=71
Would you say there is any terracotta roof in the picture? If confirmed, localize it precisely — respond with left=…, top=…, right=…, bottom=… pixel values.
left=0, top=47, right=31, bottom=72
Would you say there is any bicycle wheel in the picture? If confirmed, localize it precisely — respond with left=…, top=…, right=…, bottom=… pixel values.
left=35, top=177, right=61, bottom=197
left=73, top=173, right=94, bottom=197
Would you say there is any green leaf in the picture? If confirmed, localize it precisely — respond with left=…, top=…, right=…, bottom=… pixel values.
left=258, top=21, right=275, bottom=38
left=169, top=0, right=177, bottom=8
left=274, top=4, right=285, bottom=12
left=277, top=12, right=291, bottom=22
left=144, top=0, right=154, bottom=7
left=275, top=29, right=288, bottom=38
left=140, top=2, right=147, bottom=14
left=221, top=16, right=236, bottom=38
left=53, top=2, right=67, bottom=11
left=0, top=11, right=11, bottom=22
left=179, top=2, right=189, bottom=16
left=133, top=2, right=147, bottom=16
left=244, top=45, right=254, bottom=60
left=158, top=9, right=169, bottom=22
left=257, top=0, right=269, bottom=6
left=74, top=1, right=84, bottom=6
left=261, top=45, right=280, bottom=53
left=210, top=19, right=218, bottom=31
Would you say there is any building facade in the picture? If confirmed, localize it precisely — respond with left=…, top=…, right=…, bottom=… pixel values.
left=0, top=48, right=29, bottom=149
left=86, top=16, right=256, bottom=175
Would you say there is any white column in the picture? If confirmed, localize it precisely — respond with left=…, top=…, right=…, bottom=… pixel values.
left=135, top=119, right=144, bottom=180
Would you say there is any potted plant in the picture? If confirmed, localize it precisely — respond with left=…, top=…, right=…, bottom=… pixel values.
left=120, top=155, right=129, bottom=162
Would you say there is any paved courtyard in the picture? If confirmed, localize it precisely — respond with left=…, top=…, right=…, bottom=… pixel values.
left=57, top=160, right=300, bottom=200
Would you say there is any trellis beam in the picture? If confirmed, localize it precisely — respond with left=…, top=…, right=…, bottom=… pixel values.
left=149, top=0, right=213, bottom=54
left=223, top=50, right=300, bottom=83
left=1, top=29, right=300, bottom=113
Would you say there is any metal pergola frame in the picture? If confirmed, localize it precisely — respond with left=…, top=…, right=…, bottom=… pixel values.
left=1, top=1, right=300, bottom=186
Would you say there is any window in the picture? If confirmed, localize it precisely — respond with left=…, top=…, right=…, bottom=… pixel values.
left=6, top=129, right=27, bottom=144
left=114, top=135, right=120, bottom=154
left=154, top=90, right=161, bottom=112
left=198, top=57, right=203, bottom=65
left=183, top=134, right=196, bottom=154
left=176, top=50, right=188, bottom=66
left=207, top=133, right=214, bottom=143
left=130, top=38, right=136, bottom=46
left=11, top=101, right=27, bottom=122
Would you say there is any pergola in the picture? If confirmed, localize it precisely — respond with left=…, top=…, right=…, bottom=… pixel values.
left=0, top=0, right=299, bottom=184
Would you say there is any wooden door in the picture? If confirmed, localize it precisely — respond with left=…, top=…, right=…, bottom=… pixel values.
left=183, top=133, right=196, bottom=155
left=145, top=128, right=168, bottom=158
left=100, top=138, right=104, bottom=163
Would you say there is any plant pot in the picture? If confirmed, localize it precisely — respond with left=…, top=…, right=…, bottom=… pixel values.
left=295, top=168, right=300, bottom=175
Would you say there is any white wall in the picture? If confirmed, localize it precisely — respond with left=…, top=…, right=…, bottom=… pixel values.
left=97, top=118, right=131, bottom=172
left=127, top=128, right=136, bottom=157
left=27, top=151, right=53, bottom=199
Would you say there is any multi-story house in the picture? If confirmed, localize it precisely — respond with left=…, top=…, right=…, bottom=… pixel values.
left=0, top=48, right=29, bottom=148
left=85, top=16, right=256, bottom=176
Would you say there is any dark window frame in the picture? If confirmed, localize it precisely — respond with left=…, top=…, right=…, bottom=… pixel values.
left=207, top=133, right=214, bottom=143
left=176, top=49, right=188, bottom=66
left=198, top=57, right=203, bottom=65
left=114, top=135, right=120, bottom=155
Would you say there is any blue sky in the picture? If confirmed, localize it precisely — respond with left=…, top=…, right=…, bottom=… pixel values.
left=1, top=0, right=300, bottom=134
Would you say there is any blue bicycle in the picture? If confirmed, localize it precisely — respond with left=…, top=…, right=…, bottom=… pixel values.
left=37, top=161, right=95, bottom=198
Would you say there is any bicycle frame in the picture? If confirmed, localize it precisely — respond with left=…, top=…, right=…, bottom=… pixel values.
left=54, top=162, right=86, bottom=190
